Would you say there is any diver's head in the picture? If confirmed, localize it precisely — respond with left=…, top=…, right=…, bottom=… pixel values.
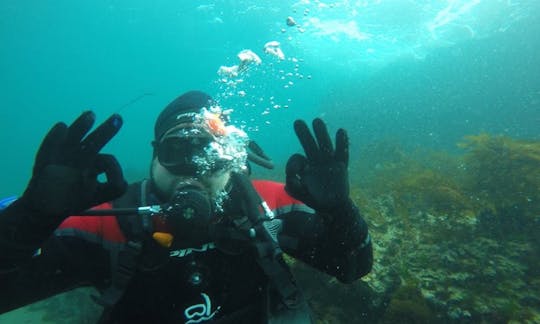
left=154, top=90, right=214, bottom=142
left=150, top=91, right=248, bottom=202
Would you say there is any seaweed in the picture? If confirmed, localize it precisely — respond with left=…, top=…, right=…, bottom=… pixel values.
left=347, top=135, right=540, bottom=323
left=390, top=169, right=473, bottom=217
left=380, top=283, right=436, bottom=324
left=459, top=134, right=540, bottom=235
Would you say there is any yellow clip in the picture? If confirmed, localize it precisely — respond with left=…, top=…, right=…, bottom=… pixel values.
left=152, top=232, right=174, bottom=248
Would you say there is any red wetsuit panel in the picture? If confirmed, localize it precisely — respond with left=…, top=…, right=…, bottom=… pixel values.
left=57, top=202, right=127, bottom=243
left=252, top=180, right=304, bottom=210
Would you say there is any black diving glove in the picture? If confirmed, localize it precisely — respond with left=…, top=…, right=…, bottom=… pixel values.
left=0, top=111, right=127, bottom=266
left=2, top=112, right=127, bottom=239
left=22, top=111, right=127, bottom=215
left=285, top=118, right=350, bottom=212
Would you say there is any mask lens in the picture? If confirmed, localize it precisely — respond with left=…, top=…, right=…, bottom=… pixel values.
left=157, top=135, right=212, bottom=174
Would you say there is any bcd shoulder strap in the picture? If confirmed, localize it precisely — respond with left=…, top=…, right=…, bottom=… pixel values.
left=94, top=180, right=148, bottom=308
left=251, top=225, right=302, bottom=310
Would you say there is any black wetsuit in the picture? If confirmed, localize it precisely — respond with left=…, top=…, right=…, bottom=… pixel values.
left=0, top=179, right=372, bottom=323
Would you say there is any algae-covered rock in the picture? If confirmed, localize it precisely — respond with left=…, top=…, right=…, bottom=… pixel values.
left=346, top=135, right=540, bottom=323
left=459, top=133, right=540, bottom=223
left=381, top=284, right=436, bottom=324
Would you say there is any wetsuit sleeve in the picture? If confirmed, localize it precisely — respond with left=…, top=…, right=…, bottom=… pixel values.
left=0, top=198, right=64, bottom=271
left=0, top=233, right=111, bottom=314
left=280, top=199, right=372, bottom=283
left=0, top=202, right=120, bottom=314
left=253, top=180, right=372, bottom=284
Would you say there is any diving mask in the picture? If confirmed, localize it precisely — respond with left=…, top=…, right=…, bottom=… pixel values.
left=155, top=107, right=249, bottom=176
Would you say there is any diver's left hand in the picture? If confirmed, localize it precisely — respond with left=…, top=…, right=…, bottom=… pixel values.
left=285, top=118, right=349, bottom=212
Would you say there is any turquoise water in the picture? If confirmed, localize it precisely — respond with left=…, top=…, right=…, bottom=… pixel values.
left=1, top=0, right=538, bottom=197
left=1, top=1, right=539, bottom=322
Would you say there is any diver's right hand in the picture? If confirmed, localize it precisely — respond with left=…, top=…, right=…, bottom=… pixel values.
left=19, top=111, right=127, bottom=218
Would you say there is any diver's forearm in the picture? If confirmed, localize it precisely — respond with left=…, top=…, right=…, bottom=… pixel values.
left=0, top=199, right=59, bottom=269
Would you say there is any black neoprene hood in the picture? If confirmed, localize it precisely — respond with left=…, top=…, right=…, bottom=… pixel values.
left=154, top=90, right=214, bottom=141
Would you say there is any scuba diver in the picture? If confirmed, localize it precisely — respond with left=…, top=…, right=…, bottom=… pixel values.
left=0, top=90, right=372, bottom=323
